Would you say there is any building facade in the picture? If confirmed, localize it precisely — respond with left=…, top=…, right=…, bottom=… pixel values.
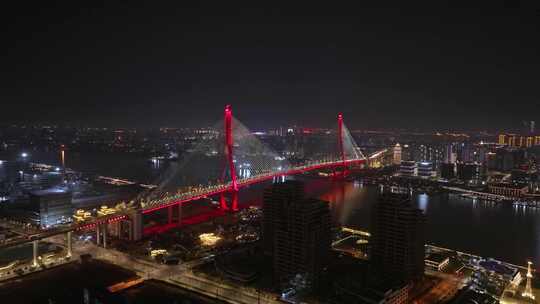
left=440, top=163, right=455, bottom=180
left=488, top=183, right=528, bottom=197
left=399, top=161, right=417, bottom=177
left=371, top=194, right=426, bottom=283
left=29, top=188, right=73, bottom=228
left=262, top=180, right=304, bottom=256
left=417, top=162, right=436, bottom=178
left=263, top=181, right=331, bottom=290
left=393, top=143, right=402, bottom=165
left=498, top=133, right=540, bottom=148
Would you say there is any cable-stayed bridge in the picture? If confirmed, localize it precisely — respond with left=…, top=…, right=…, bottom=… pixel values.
left=76, top=105, right=367, bottom=240
left=139, top=106, right=365, bottom=214
left=1, top=105, right=370, bottom=254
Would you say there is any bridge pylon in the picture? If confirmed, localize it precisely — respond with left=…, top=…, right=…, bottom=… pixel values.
left=337, top=113, right=348, bottom=177
left=221, top=105, right=239, bottom=211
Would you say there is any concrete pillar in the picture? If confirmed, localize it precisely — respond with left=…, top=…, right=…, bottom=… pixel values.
left=66, top=231, right=72, bottom=258
left=102, top=225, right=107, bottom=249
left=127, top=220, right=133, bottom=241
left=168, top=206, right=173, bottom=224
left=32, top=240, right=38, bottom=267
left=131, top=210, right=143, bottom=241
left=113, top=221, right=121, bottom=237
left=96, top=225, right=101, bottom=245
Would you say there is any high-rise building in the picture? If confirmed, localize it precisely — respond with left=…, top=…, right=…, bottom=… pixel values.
left=456, top=162, right=482, bottom=182
left=443, top=143, right=456, bottom=164
left=496, top=149, right=515, bottom=172
left=416, top=144, right=444, bottom=166
left=371, top=194, right=426, bottom=283
left=486, top=152, right=497, bottom=171
left=458, top=143, right=473, bottom=163
left=401, top=144, right=412, bottom=161
left=393, top=143, right=402, bottom=165
left=262, top=180, right=304, bottom=256
left=263, top=181, right=331, bottom=290
left=417, top=162, right=435, bottom=178
left=399, top=161, right=417, bottom=177
left=440, top=163, right=456, bottom=180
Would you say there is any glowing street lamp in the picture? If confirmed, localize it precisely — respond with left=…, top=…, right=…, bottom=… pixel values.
left=21, top=152, right=28, bottom=158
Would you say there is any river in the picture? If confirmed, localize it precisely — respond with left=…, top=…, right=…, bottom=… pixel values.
left=17, top=150, right=540, bottom=265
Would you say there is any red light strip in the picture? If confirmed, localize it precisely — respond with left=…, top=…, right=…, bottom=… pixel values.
left=141, top=159, right=365, bottom=214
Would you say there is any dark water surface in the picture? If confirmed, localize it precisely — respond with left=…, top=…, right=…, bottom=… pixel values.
left=22, top=151, right=540, bottom=265
left=236, top=178, right=537, bottom=266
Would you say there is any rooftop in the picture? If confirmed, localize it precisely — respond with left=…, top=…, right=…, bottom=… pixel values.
left=425, top=252, right=451, bottom=264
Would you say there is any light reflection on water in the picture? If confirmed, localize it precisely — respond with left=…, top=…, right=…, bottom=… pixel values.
left=417, top=193, right=429, bottom=212
left=18, top=151, right=539, bottom=266
left=248, top=177, right=539, bottom=266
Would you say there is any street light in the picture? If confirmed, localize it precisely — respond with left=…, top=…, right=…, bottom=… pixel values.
left=21, top=152, right=28, bottom=158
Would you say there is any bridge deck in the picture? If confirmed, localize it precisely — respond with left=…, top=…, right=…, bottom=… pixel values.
left=141, top=159, right=365, bottom=213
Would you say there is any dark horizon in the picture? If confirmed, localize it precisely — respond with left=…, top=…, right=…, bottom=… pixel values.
left=1, top=2, right=539, bottom=130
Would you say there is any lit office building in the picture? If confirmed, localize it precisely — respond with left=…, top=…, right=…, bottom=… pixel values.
left=498, top=133, right=540, bottom=148
left=29, top=188, right=73, bottom=228
left=400, top=144, right=412, bottom=161
left=416, top=144, right=444, bottom=167
left=457, top=143, right=473, bottom=163
left=443, top=143, right=457, bottom=164
left=393, top=143, right=402, bottom=165
left=399, top=161, right=417, bottom=177
left=417, top=162, right=436, bottom=178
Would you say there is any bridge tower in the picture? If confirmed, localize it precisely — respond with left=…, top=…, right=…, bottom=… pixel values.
left=220, top=105, right=239, bottom=211
left=522, top=261, right=535, bottom=300
left=337, top=113, right=347, bottom=176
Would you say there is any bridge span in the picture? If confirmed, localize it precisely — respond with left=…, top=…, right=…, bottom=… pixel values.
left=2, top=104, right=371, bottom=261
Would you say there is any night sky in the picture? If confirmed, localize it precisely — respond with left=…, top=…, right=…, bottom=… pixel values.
left=1, top=2, right=539, bottom=130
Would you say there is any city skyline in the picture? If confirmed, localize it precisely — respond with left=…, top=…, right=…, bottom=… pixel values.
left=2, top=3, right=539, bottom=129
left=2, top=3, right=540, bottom=303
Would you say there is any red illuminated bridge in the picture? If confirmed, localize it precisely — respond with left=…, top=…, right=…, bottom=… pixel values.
left=75, top=105, right=367, bottom=241
left=140, top=105, right=366, bottom=214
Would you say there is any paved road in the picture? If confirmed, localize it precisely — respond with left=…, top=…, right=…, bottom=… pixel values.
left=12, top=234, right=281, bottom=304
left=168, top=272, right=280, bottom=304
